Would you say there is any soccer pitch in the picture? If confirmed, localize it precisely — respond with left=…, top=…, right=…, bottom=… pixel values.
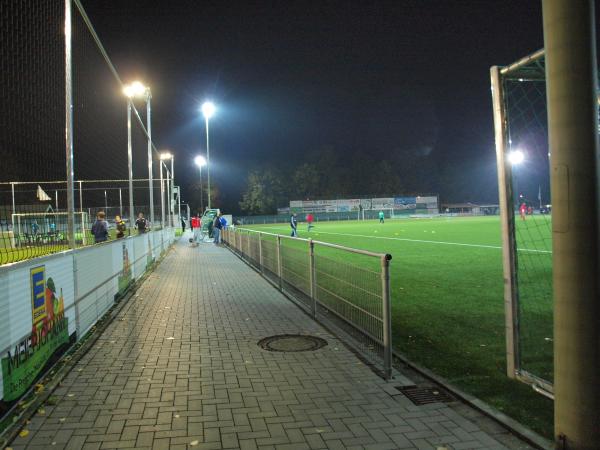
left=244, top=215, right=554, bottom=436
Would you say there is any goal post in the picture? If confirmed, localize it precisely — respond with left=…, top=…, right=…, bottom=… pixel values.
left=11, top=211, right=89, bottom=248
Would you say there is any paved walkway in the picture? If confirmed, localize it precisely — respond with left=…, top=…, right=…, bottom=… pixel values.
left=10, top=237, right=530, bottom=450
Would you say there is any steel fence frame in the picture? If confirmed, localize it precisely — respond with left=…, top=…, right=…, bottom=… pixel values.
left=221, top=227, right=393, bottom=379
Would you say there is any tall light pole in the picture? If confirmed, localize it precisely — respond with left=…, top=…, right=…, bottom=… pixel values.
left=160, top=152, right=174, bottom=227
left=194, top=155, right=206, bottom=213
left=201, top=101, right=215, bottom=209
left=124, top=81, right=153, bottom=225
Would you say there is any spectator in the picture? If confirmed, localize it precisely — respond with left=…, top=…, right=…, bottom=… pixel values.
left=290, top=213, right=298, bottom=237
left=219, top=215, right=228, bottom=230
left=191, top=214, right=201, bottom=246
left=135, top=213, right=148, bottom=234
left=91, top=211, right=109, bottom=243
left=213, top=213, right=223, bottom=244
left=115, top=215, right=127, bottom=238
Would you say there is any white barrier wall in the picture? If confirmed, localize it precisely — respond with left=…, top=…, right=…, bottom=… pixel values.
left=0, top=228, right=175, bottom=403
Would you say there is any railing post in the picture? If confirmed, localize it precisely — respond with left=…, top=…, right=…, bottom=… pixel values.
left=276, top=235, right=282, bottom=290
left=258, top=232, right=263, bottom=273
left=246, top=230, right=250, bottom=259
left=309, top=239, right=316, bottom=318
left=381, top=254, right=392, bottom=380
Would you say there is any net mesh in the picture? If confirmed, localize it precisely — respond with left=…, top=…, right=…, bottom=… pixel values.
left=502, top=57, right=553, bottom=384
left=0, top=1, right=171, bottom=265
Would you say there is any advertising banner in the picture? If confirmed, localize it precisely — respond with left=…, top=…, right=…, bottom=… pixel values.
left=0, top=256, right=74, bottom=401
left=372, top=198, right=395, bottom=209
left=337, top=199, right=360, bottom=212
left=114, top=239, right=133, bottom=295
left=394, top=197, right=417, bottom=210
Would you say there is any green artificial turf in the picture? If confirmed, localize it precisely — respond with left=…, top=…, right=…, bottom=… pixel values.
left=245, top=216, right=554, bottom=438
left=0, top=228, right=140, bottom=265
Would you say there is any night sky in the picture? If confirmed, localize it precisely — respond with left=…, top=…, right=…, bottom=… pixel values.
left=82, top=0, right=547, bottom=214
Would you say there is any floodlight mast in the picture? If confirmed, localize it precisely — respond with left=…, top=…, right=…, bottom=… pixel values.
left=194, top=155, right=207, bottom=213
left=201, top=101, right=215, bottom=209
left=124, top=81, right=153, bottom=226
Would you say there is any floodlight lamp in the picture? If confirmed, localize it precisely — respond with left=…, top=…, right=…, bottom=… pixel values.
left=160, top=152, right=173, bottom=160
left=201, top=101, right=216, bottom=119
left=194, top=155, right=207, bottom=167
left=508, top=150, right=524, bottom=165
left=123, top=81, right=148, bottom=98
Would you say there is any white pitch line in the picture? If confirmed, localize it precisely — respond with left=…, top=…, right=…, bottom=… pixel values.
left=248, top=226, right=552, bottom=254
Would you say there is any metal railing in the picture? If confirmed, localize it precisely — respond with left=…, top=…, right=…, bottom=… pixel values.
left=221, top=227, right=393, bottom=379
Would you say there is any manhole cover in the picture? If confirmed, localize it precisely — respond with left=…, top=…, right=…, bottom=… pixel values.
left=396, top=386, right=454, bottom=405
left=258, top=334, right=328, bottom=352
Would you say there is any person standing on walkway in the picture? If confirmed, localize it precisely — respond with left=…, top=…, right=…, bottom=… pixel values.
left=290, top=213, right=298, bottom=237
left=213, top=213, right=223, bottom=244
left=181, top=217, right=186, bottom=233
left=91, top=211, right=109, bottom=243
left=135, top=213, right=148, bottom=234
left=378, top=210, right=385, bottom=223
left=115, top=215, right=127, bottom=238
left=191, top=214, right=201, bottom=246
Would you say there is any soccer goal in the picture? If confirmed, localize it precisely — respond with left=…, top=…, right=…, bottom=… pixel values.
left=11, top=211, right=89, bottom=247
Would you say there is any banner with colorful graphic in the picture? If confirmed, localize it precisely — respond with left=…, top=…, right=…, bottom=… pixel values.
left=0, top=262, right=73, bottom=401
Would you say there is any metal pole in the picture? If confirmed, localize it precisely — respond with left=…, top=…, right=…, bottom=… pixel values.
left=78, top=180, right=83, bottom=213
left=10, top=182, right=17, bottom=217
left=147, top=92, right=154, bottom=226
left=542, top=1, right=599, bottom=448
left=178, top=185, right=181, bottom=225
left=277, top=235, right=282, bottom=290
left=381, top=254, right=392, bottom=380
left=258, top=232, right=263, bottom=273
left=104, top=190, right=107, bottom=211
left=166, top=168, right=171, bottom=228
left=127, top=101, right=134, bottom=235
left=55, top=190, right=58, bottom=211
left=64, top=0, right=75, bottom=249
left=11, top=182, right=15, bottom=228
left=490, top=65, right=519, bottom=379
left=309, top=239, right=316, bottom=318
left=159, top=161, right=165, bottom=228
left=199, top=166, right=204, bottom=212
left=119, top=188, right=122, bottom=216
left=205, top=117, right=211, bottom=209
left=170, top=157, right=174, bottom=227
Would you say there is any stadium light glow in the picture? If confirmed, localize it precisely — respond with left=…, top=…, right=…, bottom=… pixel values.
left=194, top=155, right=207, bottom=167
left=201, top=101, right=216, bottom=119
left=160, top=151, right=173, bottom=160
left=508, top=149, right=524, bottom=165
left=123, top=81, right=149, bottom=98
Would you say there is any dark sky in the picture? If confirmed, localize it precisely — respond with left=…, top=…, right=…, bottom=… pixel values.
left=82, top=0, right=546, bottom=212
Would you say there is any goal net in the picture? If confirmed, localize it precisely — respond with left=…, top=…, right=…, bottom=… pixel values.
left=11, top=211, right=89, bottom=247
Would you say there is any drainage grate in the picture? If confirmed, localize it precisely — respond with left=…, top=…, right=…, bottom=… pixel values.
left=396, top=386, right=454, bottom=405
left=258, top=334, right=328, bottom=352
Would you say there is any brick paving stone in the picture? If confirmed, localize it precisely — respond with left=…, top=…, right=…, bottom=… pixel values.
left=7, top=238, right=530, bottom=449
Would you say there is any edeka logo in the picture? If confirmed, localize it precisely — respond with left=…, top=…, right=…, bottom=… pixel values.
left=1, top=265, right=69, bottom=401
